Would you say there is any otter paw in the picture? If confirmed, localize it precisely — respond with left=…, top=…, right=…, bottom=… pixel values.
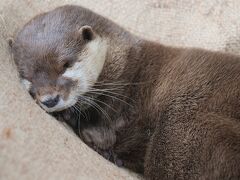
left=94, top=148, right=123, bottom=167
left=81, top=126, right=116, bottom=150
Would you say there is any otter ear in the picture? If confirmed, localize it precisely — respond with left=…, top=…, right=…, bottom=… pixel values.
left=79, top=25, right=96, bottom=41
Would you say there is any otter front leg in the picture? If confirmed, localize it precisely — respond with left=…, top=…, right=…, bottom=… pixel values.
left=81, top=126, right=123, bottom=166
left=81, top=126, right=116, bottom=150
left=80, top=115, right=126, bottom=149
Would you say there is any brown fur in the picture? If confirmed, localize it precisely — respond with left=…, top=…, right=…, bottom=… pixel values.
left=11, top=5, right=240, bottom=180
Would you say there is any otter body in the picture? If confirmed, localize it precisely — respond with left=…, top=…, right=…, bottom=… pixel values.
left=11, top=5, right=240, bottom=180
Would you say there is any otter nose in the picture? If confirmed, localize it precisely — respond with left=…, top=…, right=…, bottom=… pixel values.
left=41, top=95, right=60, bottom=108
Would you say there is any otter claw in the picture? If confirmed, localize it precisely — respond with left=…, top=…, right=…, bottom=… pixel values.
left=95, top=149, right=123, bottom=167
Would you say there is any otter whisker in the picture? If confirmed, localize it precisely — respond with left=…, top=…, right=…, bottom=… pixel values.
left=87, top=89, right=134, bottom=107
left=87, top=91, right=133, bottom=107
left=74, top=102, right=90, bottom=122
left=89, top=88, right=135, bottom=103
left=76, top=96, right=102, bottom=119
left=89, top=86, right=124, bottom=92
left=71, top=105, right=83, bottom=135
left=81, top=96, right=112, bottom=123
left=72, top=105, right=81, bottom=120
left=93, top=80, right=153, bottom=86
left=85, top=95, right=118, bottom=113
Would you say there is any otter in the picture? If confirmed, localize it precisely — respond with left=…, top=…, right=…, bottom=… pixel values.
left=9, top=5, right=240, bottom=180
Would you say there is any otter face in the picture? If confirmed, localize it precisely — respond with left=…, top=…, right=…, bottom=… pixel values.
left=10, top=21, right=107, bottom=112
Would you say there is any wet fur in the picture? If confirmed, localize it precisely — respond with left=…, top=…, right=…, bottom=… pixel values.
left=11, top=5, right=240, bottom=180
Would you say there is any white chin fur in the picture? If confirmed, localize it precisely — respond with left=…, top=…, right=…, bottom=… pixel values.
left=62, top=36, right=107, bottom=96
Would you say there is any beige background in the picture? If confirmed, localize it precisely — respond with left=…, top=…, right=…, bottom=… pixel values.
left=1, top=0, right=240, bottom=180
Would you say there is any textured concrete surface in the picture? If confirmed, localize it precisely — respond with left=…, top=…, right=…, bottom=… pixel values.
left=1, top=0, right=240, bottom=179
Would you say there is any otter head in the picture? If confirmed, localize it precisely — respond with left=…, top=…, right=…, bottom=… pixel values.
left=9, top=11, right=107, bottom=112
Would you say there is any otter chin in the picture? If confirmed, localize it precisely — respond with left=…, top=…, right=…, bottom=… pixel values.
left=10, top=5, right=240, bottom=180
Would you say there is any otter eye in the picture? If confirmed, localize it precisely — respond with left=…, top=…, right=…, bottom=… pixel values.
left=63, top=62, right=71, bottom=69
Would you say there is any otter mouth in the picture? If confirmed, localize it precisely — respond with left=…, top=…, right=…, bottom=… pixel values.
left=39, top=96, right=78, bottom=113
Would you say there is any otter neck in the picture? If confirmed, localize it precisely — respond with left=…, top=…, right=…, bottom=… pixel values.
left=98, top=33, right=142, bottom=83
left=98, top=35, right=174, bottom=86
